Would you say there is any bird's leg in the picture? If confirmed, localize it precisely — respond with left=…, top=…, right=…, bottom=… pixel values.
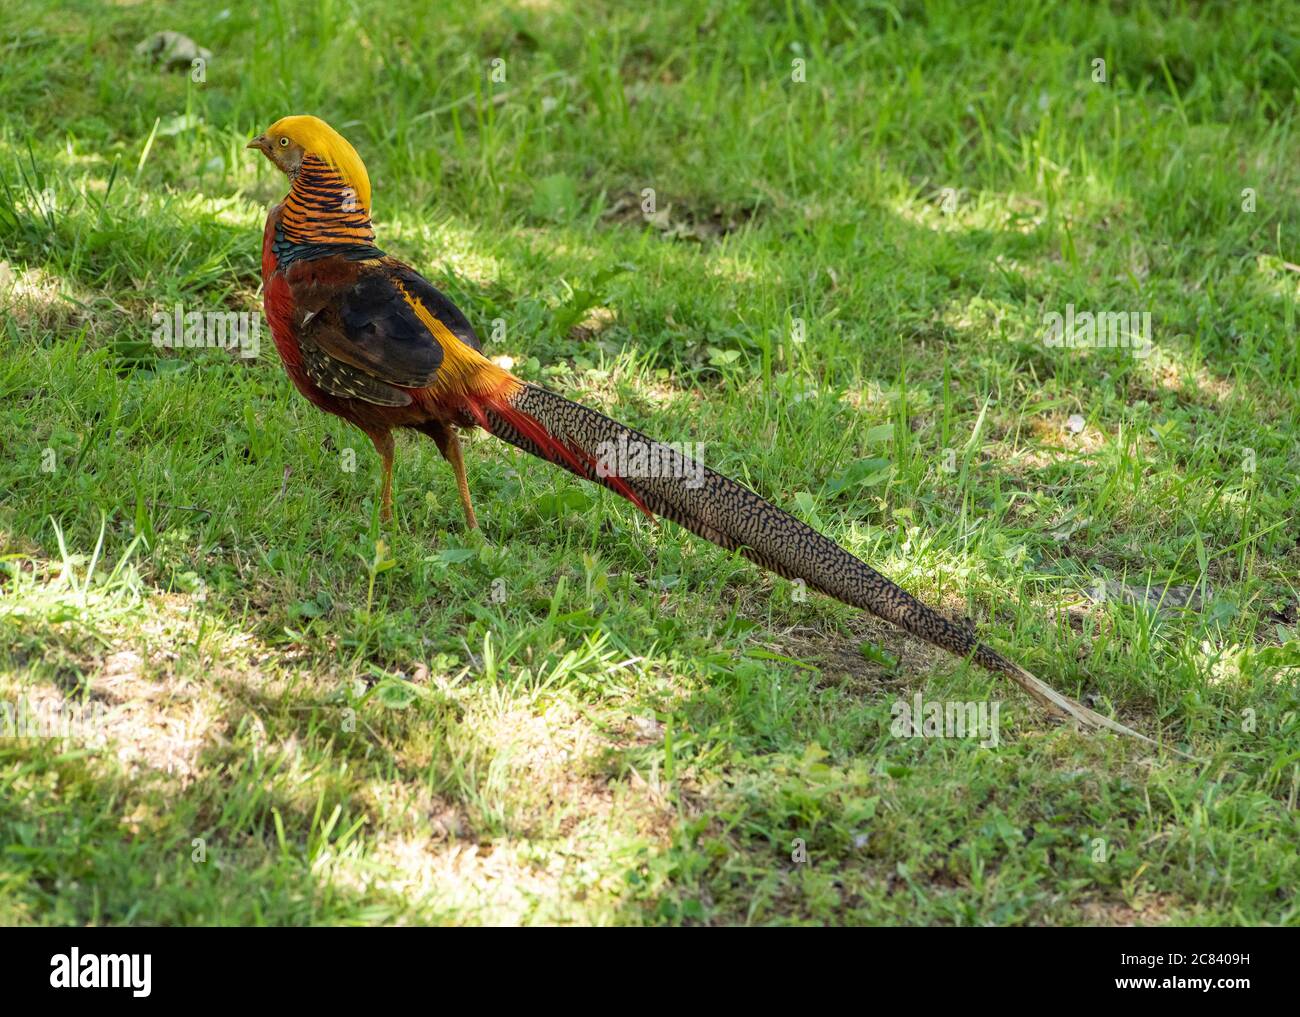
left=438, top=428, right=479, bottom=531
left=420, top=422, right=479, bottom=530
left=366, top=429, right=396, bottom=522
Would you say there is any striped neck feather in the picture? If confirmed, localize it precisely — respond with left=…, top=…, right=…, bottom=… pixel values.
left=280, top=154, right=376, bottom=248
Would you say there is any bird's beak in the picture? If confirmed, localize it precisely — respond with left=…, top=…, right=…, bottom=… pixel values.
left=246, top=135, right=270, bottom=154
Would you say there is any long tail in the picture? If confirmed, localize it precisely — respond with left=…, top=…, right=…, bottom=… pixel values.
left=462, top=380, right=1177, bottom=752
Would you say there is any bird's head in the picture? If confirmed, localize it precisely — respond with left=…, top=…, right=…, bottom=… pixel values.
left=247, top=115, right=371, bottom=213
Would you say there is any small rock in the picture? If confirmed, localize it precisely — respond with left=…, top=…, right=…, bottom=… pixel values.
left=135, top=31, right=212, bottom=71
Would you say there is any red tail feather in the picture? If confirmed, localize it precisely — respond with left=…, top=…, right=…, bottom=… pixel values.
left=463, top=388, right=655, bottom=519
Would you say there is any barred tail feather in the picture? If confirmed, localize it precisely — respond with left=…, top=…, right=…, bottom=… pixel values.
left=462, top=381, right=653, bottom=518
left=468, top=381, right=1181, bottom=754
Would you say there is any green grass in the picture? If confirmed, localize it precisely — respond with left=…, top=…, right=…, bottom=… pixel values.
left=1, top=0, right=1297, bottom=925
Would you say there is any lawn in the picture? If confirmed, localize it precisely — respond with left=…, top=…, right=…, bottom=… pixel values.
left=0, top=0, right=1296, bottom=925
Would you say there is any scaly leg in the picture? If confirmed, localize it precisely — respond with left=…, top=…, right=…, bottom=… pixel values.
left=422, top=422, right=479, bottom=530
left=366, top=429, right=396, bottom=522
left=440, top=428, right=479, bottom=531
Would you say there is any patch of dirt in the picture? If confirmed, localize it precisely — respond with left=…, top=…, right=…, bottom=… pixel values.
left=474, top=699, right=673, bottom=839
left=1079, top=892, right=1178, bottom=927
left=567, top=304, right=617, bottom=342
left=771, top=617, right=951, bottom=697
left=0, top=260, right=103, bottom=336
left=602, top=190, right=760, bottom=242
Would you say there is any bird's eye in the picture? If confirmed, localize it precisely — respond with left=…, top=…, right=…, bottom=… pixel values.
left=278, top=137, right=290, bottom=148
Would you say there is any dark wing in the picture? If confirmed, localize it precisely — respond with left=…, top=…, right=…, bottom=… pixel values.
left=298, top=331, right=414, bottom=406
left=286, top=256, right=482, bottom=405
left=388, top=264, right=483, bottom=352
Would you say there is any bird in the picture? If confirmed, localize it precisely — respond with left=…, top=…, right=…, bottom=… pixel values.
left=247, top=114, right=1165, bottom=750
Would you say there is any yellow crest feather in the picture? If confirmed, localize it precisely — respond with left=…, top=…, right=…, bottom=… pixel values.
left=268, top=115, right=372, bottom=213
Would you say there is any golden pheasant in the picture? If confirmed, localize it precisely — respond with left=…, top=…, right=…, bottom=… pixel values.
left=248, top=114, right=1162, bottom=747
